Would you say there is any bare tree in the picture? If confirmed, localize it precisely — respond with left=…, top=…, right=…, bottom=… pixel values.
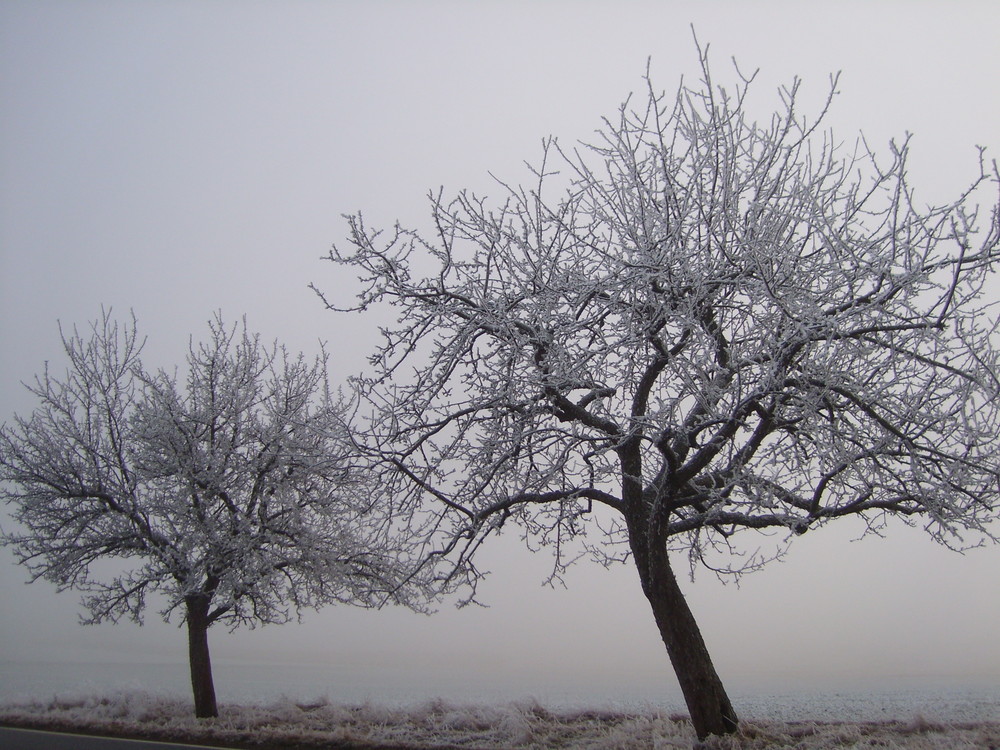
left=318, top=48, right=1000, bottom=739
left=0, top=312, right=427, bottom=718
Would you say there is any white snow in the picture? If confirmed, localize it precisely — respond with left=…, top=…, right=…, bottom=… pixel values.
left=2, top=690, right=998, bottom=749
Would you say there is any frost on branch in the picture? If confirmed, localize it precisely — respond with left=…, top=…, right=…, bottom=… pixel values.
left=0, top=311, right=431, bottom=716
left=319, top=47, right=1000, bottom=740
left=324, top=61, right=1000, bottom=582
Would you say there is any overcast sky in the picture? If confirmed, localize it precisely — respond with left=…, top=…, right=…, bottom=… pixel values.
left=1, top=1, right=998, bottom=704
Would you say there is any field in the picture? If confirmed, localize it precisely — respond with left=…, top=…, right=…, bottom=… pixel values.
left=2, top=691, right=999, bottom=749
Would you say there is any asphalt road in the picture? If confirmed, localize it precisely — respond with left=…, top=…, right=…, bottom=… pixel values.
left=0, top=726, right=236, bottom=749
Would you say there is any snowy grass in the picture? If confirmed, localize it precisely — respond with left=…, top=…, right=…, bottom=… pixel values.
left=1, top=691, right=999, bottom=749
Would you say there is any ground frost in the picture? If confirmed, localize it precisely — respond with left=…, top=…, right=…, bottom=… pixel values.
left=1, top=691, right=998, bottom=748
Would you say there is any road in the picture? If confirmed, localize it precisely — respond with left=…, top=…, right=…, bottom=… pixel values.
left=0, top=726, right=236, bottom=749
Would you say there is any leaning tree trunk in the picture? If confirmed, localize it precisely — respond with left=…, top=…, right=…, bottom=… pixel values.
left=185, top=596, right=219, bottom=719
left=627, top=516, right=739, bottom=740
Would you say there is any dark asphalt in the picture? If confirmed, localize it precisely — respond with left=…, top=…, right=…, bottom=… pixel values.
left=0, top=726, right=236, bottom=749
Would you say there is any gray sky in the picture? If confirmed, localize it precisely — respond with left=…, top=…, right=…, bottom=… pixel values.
left=1, top=1, right=998, bottom=701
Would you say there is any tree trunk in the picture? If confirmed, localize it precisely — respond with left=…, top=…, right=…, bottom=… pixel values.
left=185, top=597, right=219, bottom=719
left=627, top=519, right=738, bottom=740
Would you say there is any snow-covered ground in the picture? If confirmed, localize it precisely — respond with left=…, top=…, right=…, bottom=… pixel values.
left=1, top=691, right=998, bottom=749
left=2, top=660, right=998, bottom=747
left=3, top=659, right=998, bottom=723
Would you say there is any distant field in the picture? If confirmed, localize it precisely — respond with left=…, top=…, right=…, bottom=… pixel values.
left=2, top=692, right=999, bottom=749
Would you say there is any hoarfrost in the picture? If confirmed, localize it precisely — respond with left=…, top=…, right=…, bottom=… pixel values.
left=2, top=690, right=998, bottom=749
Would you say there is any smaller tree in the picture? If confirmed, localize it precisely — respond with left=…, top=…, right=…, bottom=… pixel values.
left=0, top=312, right=426, bottom=717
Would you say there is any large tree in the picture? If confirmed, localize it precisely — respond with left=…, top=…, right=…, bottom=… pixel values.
left=320, top=49, right=1000, bottom=740
left=0, top=312, right=427, bottom=718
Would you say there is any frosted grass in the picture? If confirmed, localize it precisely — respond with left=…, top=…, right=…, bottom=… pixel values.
left=2, top=690, right=999, bottom=749
left=5, top=659, right=997, bottom=722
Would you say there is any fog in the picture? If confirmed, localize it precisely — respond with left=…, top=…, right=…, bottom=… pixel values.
left=1, top=0, right=998, bottom=703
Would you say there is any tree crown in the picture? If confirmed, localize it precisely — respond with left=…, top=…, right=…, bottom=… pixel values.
left=0, top=312, right=429, bottom=627
left=320, top=51, right=1000, bottom=591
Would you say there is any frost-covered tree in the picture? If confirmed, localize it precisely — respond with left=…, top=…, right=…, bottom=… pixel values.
left=319, top=49, right=1000, bottom=739
left=0, top=312, right=427, bottom=718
